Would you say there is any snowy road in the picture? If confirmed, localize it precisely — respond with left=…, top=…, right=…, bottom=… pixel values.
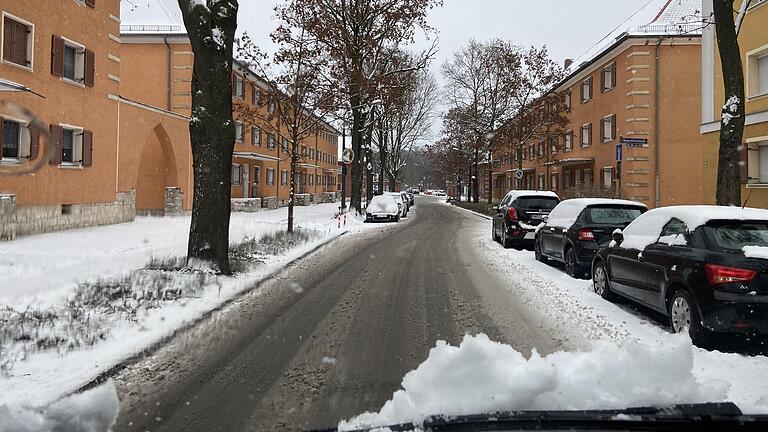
left=113, top=197, right=565, bottom=431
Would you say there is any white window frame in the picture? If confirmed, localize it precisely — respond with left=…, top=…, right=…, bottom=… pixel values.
left=746, top=137, right=768, bottom=185
left=747, top=44, right=768, bottom=99
left=268, top=134, right=276, bottom=150
left=550, top=172, right=558, bottom=191
left=234, top=75, right=245, bottom=98
left=564, top=91, right=572, bottom=111
left=267, top=168, right=275, bottom=185
left=0, top=116, right=30, bottom=162
left=602, top=115, right=615, bottom=142
left=538, top=173, right=545, bottom=190
left=60, top=36, right=86, bottom=86
left=581, top=77, right=592, bottom=102
left=253, top=166, right=261, bottom=185
left=59, top=124, right=84, bottom=167
left=565, top=129, right=573, bottom=151
left=581, top=123, right=592, bottom=147
left=231, top=164, right=241, bottom=185
left=235, top=121, right=244, bottom=142
left=1, top=12, right=34, bottom=72
left=602, top=63, right=615, bottom=92
left=252, top=126, right=261, bottom=146
left=602, top=166, right=614, bottom=189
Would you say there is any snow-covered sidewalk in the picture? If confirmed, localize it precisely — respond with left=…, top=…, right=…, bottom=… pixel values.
left=0, top=203, right=379, bottom=407
left=341, top=213, right=768, bottom=429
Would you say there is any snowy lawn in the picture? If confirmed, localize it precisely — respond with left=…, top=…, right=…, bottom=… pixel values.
left=0, top=203, right=383, bottom=407
left=341, top=210, right=768, bottom=429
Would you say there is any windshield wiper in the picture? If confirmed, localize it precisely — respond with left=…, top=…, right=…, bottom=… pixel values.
left=323, top=403, right=768, bottom=431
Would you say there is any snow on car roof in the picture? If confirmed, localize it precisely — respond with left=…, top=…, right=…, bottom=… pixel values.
left=620, top=205, right=768, bottom=250
left=546, top=198, right=646, bottom=229
left=503, top=190, right=560, bottom=201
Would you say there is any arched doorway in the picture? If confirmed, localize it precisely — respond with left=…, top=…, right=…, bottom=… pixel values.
left=135, top=124, right=178, bottom=214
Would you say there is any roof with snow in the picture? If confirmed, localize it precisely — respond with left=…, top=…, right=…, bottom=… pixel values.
left=120, top=0, right=184, bottom=32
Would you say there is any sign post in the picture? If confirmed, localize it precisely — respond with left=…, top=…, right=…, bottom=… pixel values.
left=615, top=143, right=622, bottom=198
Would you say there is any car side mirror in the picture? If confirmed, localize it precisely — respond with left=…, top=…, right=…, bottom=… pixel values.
left=612, top=229, right=624, bottom=244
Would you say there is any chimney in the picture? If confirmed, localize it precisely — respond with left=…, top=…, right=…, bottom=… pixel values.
left=564, top=58, right=573, bottom=69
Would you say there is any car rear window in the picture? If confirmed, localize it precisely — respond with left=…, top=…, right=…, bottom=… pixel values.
left=703, top=221, right=768, bottom=251
left=515, top=197, right=558, bottom=210
left=584, top=206, right=644, bottom=225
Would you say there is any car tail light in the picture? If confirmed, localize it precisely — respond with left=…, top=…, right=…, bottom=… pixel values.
left=705, top=264, right=757, bottom=285
left=506, top=208, right=518, bottom=221
left=578, top=228, right=595, bottom=241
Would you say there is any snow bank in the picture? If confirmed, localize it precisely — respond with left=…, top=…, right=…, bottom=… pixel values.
left=340, top=334, right=727, bottom=430
left=621, top=206, right=768, bottom=251
left=0, top=381, right=118, bottom=432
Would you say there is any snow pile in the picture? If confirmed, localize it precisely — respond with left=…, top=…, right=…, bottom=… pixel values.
left=621, top=206, right=768, bottom=250
left=743, top=245, right=768, bottom=260
left=0, top=381, right=118, bottom=432
left=340, top=334, right=727, bottom=430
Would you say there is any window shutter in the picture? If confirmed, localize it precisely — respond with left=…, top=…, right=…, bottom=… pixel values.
left=49, top=124, right=62, bottom=164
left=51, top=35, right=65, bottom=77
left=600, top=67, right=605, bottom=91
left=82, top=130, right=93, bottom=166
left=84, top=49, right=95, bottom=87
left=600, top=118, right=605, bottom=142
left=29, top=125, right=39, bottom=159
left=611, top=63, right=617, bottom=89
left=611, top=114, right=617, bottom=140
left=588, top=78, right=593, bottom=99
left=85, top=0, right=96, bottom=7
left=3, top=19, right=12, bottom=63
left=740, top=143, right=749, bottom=184
left=0, top=117, right=4, bottom=159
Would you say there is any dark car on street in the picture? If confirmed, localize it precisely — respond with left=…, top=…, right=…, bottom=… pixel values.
left=492, top=190, right=560, bottom=249
left=591, top=205, right=768, bottom=345
left=535, top=198, right=647, bottom=278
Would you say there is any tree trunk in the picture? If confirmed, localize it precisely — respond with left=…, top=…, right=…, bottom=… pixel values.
left=288, top=140, right=298, bottom=233
left=378, top=126, right=386, bottom=194
left=472, top=147, right=480, bottom=203
left=179, top=0, right=238, bottom=274
left=487, top=153, right=493, bottom=203
left=388, top=170, right=397, bottom=192
left=350, top=102, right=363, bottom=214
left=365, top=124, right=374, bottom=202
left=714, top=0, right=746, bottom=206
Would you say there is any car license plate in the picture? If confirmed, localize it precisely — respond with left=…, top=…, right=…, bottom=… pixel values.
left=524, top=232, right=535, bottom=240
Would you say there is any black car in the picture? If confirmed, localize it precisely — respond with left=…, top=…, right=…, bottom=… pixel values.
left=591, top=205, right=768, bottom=345
left=492, top=191, right=560, bottom=248
left=535, top=199, right=647, bottom=278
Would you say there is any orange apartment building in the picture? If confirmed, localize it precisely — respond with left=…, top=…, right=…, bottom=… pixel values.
left=491, top=0, right=704, bottom=209
left=701, top=0, right=768, bottom=207
left=120, top=24, right=341, bottom=210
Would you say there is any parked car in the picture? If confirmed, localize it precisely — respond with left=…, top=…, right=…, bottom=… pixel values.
left=492, top=190, right=560, bottom=249
left=434, top=190, right=447, bottom=197
left=591, top=205, right=768, bottom=345
left=365, top=194, right=401, bottom=222
left=535, top=198, right=647, bottom=278
left=388, top=192, right=408, bottom=217
left=404, top=191, right=414, bottom=207
left=410, top=188, right=420, bottom=194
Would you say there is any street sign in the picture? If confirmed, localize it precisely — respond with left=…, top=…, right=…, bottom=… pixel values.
left=514, top=169, right=524, bottom=180
left=616, top=143, right=622, bottom=162
left=341, top=148, right=354, bottom=164
left=620, top=136, right=648, bottom=147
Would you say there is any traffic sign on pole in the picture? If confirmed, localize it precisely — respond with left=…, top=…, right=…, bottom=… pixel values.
left=616, top=143, right=623, bottom=162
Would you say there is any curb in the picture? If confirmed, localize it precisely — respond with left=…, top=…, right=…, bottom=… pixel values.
left=75, top=231, right=348, bottom=396
left=450, top=203, right=493, bottom=220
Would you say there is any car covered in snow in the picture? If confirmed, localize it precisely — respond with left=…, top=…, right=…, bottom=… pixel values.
left=592, top=205, right=768, bottom=345
left=535, top=198, right=647, bottom=278
left=387, top=192, right=408, bottom=217
left=492, top=190, right=560, bottom=248
left=365, top=194, right=401, bottom=222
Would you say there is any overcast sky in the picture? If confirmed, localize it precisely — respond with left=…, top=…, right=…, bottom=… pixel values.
left=123, top=0, right=659, bottom=139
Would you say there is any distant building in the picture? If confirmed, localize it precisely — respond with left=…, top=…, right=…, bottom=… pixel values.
left=491, top=0, right=703, bottom=208
left=700, top=0, right=768, bottom=206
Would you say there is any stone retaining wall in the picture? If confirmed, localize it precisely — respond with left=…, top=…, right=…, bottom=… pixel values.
left=261, top=196, right=278, bottom=210
left=231, top=198, right=263, bottom=212
left=164, top=187, right=184, bottom=215
left=294, top=194, right=311, bottom=206
left=0, top=191, right=136, bottom=241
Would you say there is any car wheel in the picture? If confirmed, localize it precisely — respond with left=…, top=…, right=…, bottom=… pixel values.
left=501, top=223, right=512, bottom=249
left=534, top=236, right=547, bottom=262
left=668, top=289, right=709, bottom=346
left=395, top=214, right=400, bottom=222
left=564, top=247, right=585, bottom=279
left=592, top=261, right=616, bottom=301
left=492, top=222, right=499, bottom=242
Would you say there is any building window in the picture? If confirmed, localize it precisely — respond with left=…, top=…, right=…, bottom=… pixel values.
left=268, top=99, right=276, bottom=113
left=2, top=14, right=33, bottom=69
left=601, top=114, right=616, bottom=142
left=602, top=167, right=614, bottom=189
left=252, top=127, right=261, bottom=146
left=267, top=168, right=275, bottom=185
left=601, top=63, right=616, bottom=92
left=235, top=121, right=243, bottom=142
left=251, top=84, right=260, bottom=105
left=254, top=166, right=261, bottom=185
left=60, top=127, right=87, bottom=165
left=267, top=134, right=276, bottom=150
left=550, top=173, right=558, bottom=191
left=747, top=48, right=768, bottom=98
left=564, top=171, right=572, bottom=189
left=538, top=173, right=545, bottom=190
left=581, top=77, right=593, bottom=102
left=280, top=170, right=288, bottom=185
left=1, top=119, right=22, bottom=159
left=233, top=75, right=244, bottom=98
left=584, top=168, right=593, bottom=188
left=581, top=123, right=592, bottom=147
left=310, top=148, right=315, bottom=160
left=564, top=91, right=572, bottom=111
left=564, top=130, right=573, bottom=151
left=231, top=164, right=242, bottom=185
left=548, top=135, right=557, bottom=154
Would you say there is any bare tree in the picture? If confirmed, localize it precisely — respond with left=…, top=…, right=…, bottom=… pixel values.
left=236, top=3, right=338, bottom=233
left=713, top=0, right=751, bottom=205
left=286, top=0, right=440, bottom=213
left=177, top=0, right=238, bottom=274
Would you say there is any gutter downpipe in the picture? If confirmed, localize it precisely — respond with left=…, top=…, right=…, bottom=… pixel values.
left=654, top=37, right=662, bottom=208
left=163, top=36, right=172, bottom=111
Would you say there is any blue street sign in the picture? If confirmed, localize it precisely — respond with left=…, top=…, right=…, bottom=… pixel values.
left=616, top=143, right=622, bottom=162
